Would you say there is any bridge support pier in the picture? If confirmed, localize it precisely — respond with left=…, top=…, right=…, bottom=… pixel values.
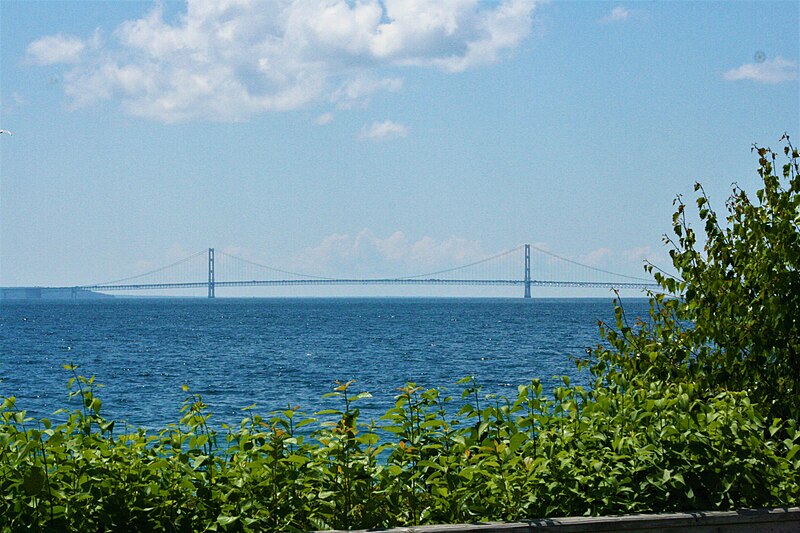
left=524, top=244, right=531, bottom=299
left=208, top=248, right=215, bottom=298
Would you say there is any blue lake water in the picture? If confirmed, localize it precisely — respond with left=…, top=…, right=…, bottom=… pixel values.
left=0, top=297, right=650, bottom=429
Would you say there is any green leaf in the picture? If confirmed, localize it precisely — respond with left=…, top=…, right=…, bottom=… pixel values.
left=315, top=409, right=341, bottom=416
left=23, top=466, right=46, bottom=496
left=386, top=465, right=403, bottom=477
left=418, top=460, right=444, bottom=471
left=217, top=515, right=239, bottom=526
left=509, top=432, right=527, bottom=452
left=786, top=444, right=800, bottom=462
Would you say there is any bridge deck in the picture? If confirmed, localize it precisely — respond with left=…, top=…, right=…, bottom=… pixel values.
left=74, top=278, right=658, bottom=292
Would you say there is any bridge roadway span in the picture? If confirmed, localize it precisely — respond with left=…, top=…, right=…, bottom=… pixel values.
left=77, top=278, right=658, bottom=292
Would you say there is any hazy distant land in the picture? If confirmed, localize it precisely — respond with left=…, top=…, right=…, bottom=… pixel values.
left=0, top=287, right=112, bottom=300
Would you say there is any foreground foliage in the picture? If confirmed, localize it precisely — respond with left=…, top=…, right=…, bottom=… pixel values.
left=2, top=371, right=798, bottom=531
left=605, top=134, right=800, bottom=421
left=2, top=137, right=799, bottom=531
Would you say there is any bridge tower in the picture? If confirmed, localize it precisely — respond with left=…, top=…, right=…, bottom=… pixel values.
left=524, top=244, right=531, bottom=299
left=208, top=248, right=215, bottom=299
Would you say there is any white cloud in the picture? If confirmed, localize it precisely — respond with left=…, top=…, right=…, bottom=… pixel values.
left=298, top=230, right=487, bottom=276
left=599, top=6, right=629, bottom=24
left=622, top=246, right=652, bottom=262
left=26, top=0, right=537, bottom=122
left=724, top=56, right=798, bottom=84
left=580, top=247, right=612, bottom=266
left=374, top=0, right=537, bottom=73
left=359, top=119, right=409, bottom=141
left=622, top=245, right=674, bottom=275
left=26, top=33, right=87, bottom=65
left=316, top=112, right=335, bottom=125
left=127, top=243, right=199, bottom=280
left=332, top=75, right=403, bottom=109
left=1, top=92, right=26, bottom=115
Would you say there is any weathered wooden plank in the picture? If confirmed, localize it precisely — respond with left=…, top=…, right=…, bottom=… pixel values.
left=326, top=507, right=800, bottom=533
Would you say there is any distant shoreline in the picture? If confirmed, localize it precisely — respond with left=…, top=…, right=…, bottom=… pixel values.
left=0, top=287, right=113, bottom=300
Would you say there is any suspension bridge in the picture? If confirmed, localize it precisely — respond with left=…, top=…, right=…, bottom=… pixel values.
left=53, top=244, right=658, bottom=298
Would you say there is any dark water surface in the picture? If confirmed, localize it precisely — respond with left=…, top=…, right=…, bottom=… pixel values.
left=1, top=298, right=649, bottom=429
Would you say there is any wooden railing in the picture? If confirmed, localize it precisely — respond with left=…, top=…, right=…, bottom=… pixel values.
left=329, top=507, right=800, bottom=532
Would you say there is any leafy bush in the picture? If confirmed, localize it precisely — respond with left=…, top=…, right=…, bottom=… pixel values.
left=593, top=135, right=799, bottom=421
left=2, top=137, right=798, bottom=531
left=1, top=368, right=798, bottom=531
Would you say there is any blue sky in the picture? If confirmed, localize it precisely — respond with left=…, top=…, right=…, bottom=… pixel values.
left=1, top=1, right=798, bottom=297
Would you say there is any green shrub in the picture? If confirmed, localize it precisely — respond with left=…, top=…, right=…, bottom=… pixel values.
left=1, top=367, right=798, bottom=531
left=595, top=135, right=799, bottom=421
